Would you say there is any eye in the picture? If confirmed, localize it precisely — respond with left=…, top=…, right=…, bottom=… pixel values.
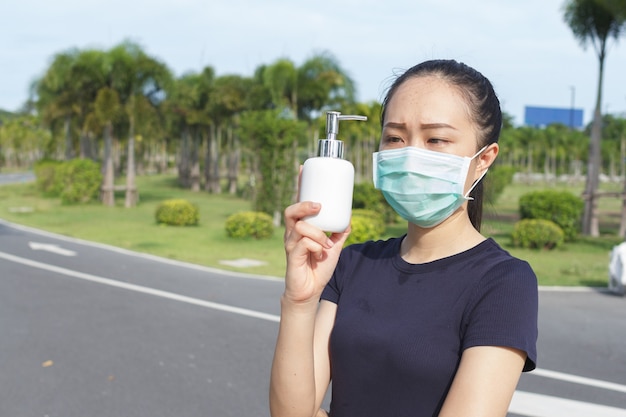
left=380, top=135, right=405, bottom=150
left=382, top=135, right=404, bottom=145
left=427, top=137, right=449, bottom=147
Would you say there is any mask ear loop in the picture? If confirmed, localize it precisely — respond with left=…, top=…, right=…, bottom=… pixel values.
left=464, top=145, right=490, bottom=200
left=470, top=145, right=489, bottom=159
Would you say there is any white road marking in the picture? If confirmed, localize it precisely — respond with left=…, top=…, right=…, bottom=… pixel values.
left=533, top=368, right=626, bottom=394
left=2, top=243, right=625, bottom=417
left=0, top=250, right=280, bottom=323
left=1, top=219, right=283, bottom=281
left=510, top=390, right=626, bottom=417
left=29, top=241, right=77, bottom=256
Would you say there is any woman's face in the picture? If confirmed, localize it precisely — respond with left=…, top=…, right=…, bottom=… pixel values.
left=380, top=75, right=480, bottom=158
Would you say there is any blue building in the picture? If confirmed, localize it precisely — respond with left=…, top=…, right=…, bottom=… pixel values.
left=524, top=106, right=584, bottom=129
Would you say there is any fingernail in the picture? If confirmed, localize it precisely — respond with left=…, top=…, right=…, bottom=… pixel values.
left=311, top=202, right=321, bottom=210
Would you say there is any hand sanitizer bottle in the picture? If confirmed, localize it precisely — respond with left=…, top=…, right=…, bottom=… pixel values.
left=299, top=111, right=367, bottom=233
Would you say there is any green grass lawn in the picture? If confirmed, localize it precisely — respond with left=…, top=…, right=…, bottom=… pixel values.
left=0, top=174, right=623, bottom=286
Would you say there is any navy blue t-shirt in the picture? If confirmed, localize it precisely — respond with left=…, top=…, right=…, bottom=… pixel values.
left=320, top=237, right=538, bottom=417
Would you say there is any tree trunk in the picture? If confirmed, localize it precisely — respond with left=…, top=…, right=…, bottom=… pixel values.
left=582, top=50, right=606, bottom=237
left=101, top=121, right=115, bottom=206
left=178, top=126, right=191, bottom=188
left=190, top=131, right=201, bottom=192
left=125, top=115, right=138, bottom=207
left=79, top=130, right=94, bottom=160
left=64, top=115, right=73, bottom=160
left=227, top=128, right=240, bottom=195
left=205, top=124, right=221, bottom=193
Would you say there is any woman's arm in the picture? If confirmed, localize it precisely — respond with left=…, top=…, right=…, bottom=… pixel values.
left=438, top=346, right=526, bottom=417
left=270, top=300, right=337, bottom=417
left=269, top=201, right=349, bottom=417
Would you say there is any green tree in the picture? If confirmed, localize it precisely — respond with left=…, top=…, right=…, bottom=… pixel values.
left=33, top=49, right=81, bottom=160
left=165, top=69, right=213, bottom=191
left=33, top=48, right=108, bottom=161
left=563, top=0, right=626, bottom=236
left=94, top=87, right=122, bottom=206
left=107, top=41, right=172, bottom=207
left=0, top=115, right=51, bottom=169
left=71, top=49, right=108, bottom=160
left=207, top=74, right=251, bottom=194
left=296, top=51, right=356, bottom=122
left=239, top=110, right=307, bottom=224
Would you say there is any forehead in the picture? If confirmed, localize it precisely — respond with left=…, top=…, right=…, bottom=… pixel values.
left=385, top=75, right=472, bottom=126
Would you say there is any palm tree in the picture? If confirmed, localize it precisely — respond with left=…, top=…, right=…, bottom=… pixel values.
left=563, top=0, right=626, bottom=236
left=107, top=41, right=172, bottom=207
left=296, top=51, right=356, bottom=122
left=34, top=48, right=110, bottom=162
left=71, top=49, right=108, bottom=160
left=166, top=67, right=214, bottom=191
left=94, top=87, right=122, bottom=206
left=33, top=49, right=81, bottom=160
left=206, top=74, right=250, bottom=194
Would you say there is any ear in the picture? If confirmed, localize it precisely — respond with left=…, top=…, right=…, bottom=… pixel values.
left=473, top=143, right=499, bottom=181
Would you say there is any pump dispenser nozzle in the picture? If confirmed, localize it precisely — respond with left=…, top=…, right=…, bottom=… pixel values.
left=318, top=111, right=368, bottom=158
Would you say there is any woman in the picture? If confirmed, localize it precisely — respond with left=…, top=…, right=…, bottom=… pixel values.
left=270, top=59, right=538, bottom=417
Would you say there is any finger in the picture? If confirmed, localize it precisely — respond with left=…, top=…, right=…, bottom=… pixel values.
left=292, top=218, right=336, bottom=250
left=328, top=225, right=352, bottom=247
left=284, top=201, right=320, bottom=226
left=283, top=201, right=322, bottom=241
left=288, top=235, right=326, bottom=263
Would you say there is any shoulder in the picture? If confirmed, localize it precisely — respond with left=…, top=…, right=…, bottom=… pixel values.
left=341, top=236, right=402, bottom=260
left=478, top=239, right=538, bottom=289
left=462, top=240, right=539, bottom=371
left=463, top=239, right=538, bottom=333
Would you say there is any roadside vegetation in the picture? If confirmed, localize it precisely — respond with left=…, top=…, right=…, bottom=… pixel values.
left=0, top=174, right=622, bottom=287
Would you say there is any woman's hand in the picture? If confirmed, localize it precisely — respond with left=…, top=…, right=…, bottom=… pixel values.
left=283, top=201, right=350, bottom=304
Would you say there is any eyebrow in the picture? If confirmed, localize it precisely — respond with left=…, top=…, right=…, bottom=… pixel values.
left=422, top=123, right=457, bottom=131
left=383, top=121, right=458, bottom=131
left=383, top=122, right=407, bottom=130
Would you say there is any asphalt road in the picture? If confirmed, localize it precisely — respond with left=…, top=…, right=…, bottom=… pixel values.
left=0, top=219, right=625, bottom=417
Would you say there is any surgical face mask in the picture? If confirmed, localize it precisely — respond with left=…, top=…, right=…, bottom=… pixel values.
left=373, top=146, right=487, bottom=228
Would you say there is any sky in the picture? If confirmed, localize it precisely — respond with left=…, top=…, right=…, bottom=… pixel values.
left=1, top=0, right=625, bottom=126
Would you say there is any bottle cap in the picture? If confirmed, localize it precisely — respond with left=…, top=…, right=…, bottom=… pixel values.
left=317, top=111, right=367, bottom=158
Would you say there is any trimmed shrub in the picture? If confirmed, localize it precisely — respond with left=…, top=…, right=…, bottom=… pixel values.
left=34, top=159, right=102, bottom=204
left=519, top=190, right=583, bottom=241
left=352, top=182, right=398, bottom=224
left=345, top=209, right=386, bottom=246
left=225, top=211, right=274, bottom=239
left=55, top=159, right=102, bottom=204
left=34, top=159, right=63, bottom=196
left=155, top=199, right=199, bottom=226
left=512, top=219, right=564, bottom=250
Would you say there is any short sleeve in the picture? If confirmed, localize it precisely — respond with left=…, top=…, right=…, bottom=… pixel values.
left=320, top=245, right=353, bottom=304
left=462, top=259, right=538, bottom=371
left=321, top=270, right=340, bottom=304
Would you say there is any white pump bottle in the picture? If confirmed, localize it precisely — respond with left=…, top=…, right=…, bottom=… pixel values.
left=299, top=111, right=367, bottom=233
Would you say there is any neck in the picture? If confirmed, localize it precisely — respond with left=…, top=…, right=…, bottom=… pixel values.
left=400, top=209, right=486, bottom=264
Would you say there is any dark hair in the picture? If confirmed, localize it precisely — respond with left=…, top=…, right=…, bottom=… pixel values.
left=380, top=59, right=502, bottom=231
